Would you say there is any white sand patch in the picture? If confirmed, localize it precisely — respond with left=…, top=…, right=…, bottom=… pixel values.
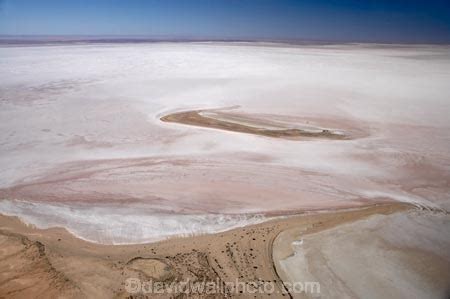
left=0, top=199, right=268, bottom=245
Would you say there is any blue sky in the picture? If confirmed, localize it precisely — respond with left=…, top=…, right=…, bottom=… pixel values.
left=1, top=0, right=449, bottom=43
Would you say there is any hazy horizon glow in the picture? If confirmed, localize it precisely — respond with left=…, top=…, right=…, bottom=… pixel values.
left=0, top=0, right=450, bottom=43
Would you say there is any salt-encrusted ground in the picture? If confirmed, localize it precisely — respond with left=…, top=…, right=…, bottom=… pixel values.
left=0, top=43, right=449, bottom=243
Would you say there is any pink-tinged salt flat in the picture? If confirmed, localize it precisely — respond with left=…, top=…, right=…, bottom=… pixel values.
left=0, top=43, right=449, bottom=243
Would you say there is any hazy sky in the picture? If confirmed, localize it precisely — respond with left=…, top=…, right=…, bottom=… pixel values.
left=1, top=0, right=449, bottom=43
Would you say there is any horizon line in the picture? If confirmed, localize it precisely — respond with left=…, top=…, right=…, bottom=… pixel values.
left=1, top=34, right=449, bottom=46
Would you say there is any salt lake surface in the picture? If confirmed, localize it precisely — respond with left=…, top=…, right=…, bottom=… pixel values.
left=0, top=43, right=449, bottom=243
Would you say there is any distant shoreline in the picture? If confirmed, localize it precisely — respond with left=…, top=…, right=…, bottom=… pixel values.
left=1, top=35, right=449, bottom=46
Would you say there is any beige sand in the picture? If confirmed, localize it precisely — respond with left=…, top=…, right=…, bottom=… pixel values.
left=0, top=203, right=410, bottom=298
left=160, top=109, right=352, bottom=140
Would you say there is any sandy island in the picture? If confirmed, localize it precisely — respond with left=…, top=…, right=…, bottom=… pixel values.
left=160, top=109, right=353, bottom=140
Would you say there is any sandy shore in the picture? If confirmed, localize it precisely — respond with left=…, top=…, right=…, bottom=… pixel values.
left=0, top=202, right=416, bottom=298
